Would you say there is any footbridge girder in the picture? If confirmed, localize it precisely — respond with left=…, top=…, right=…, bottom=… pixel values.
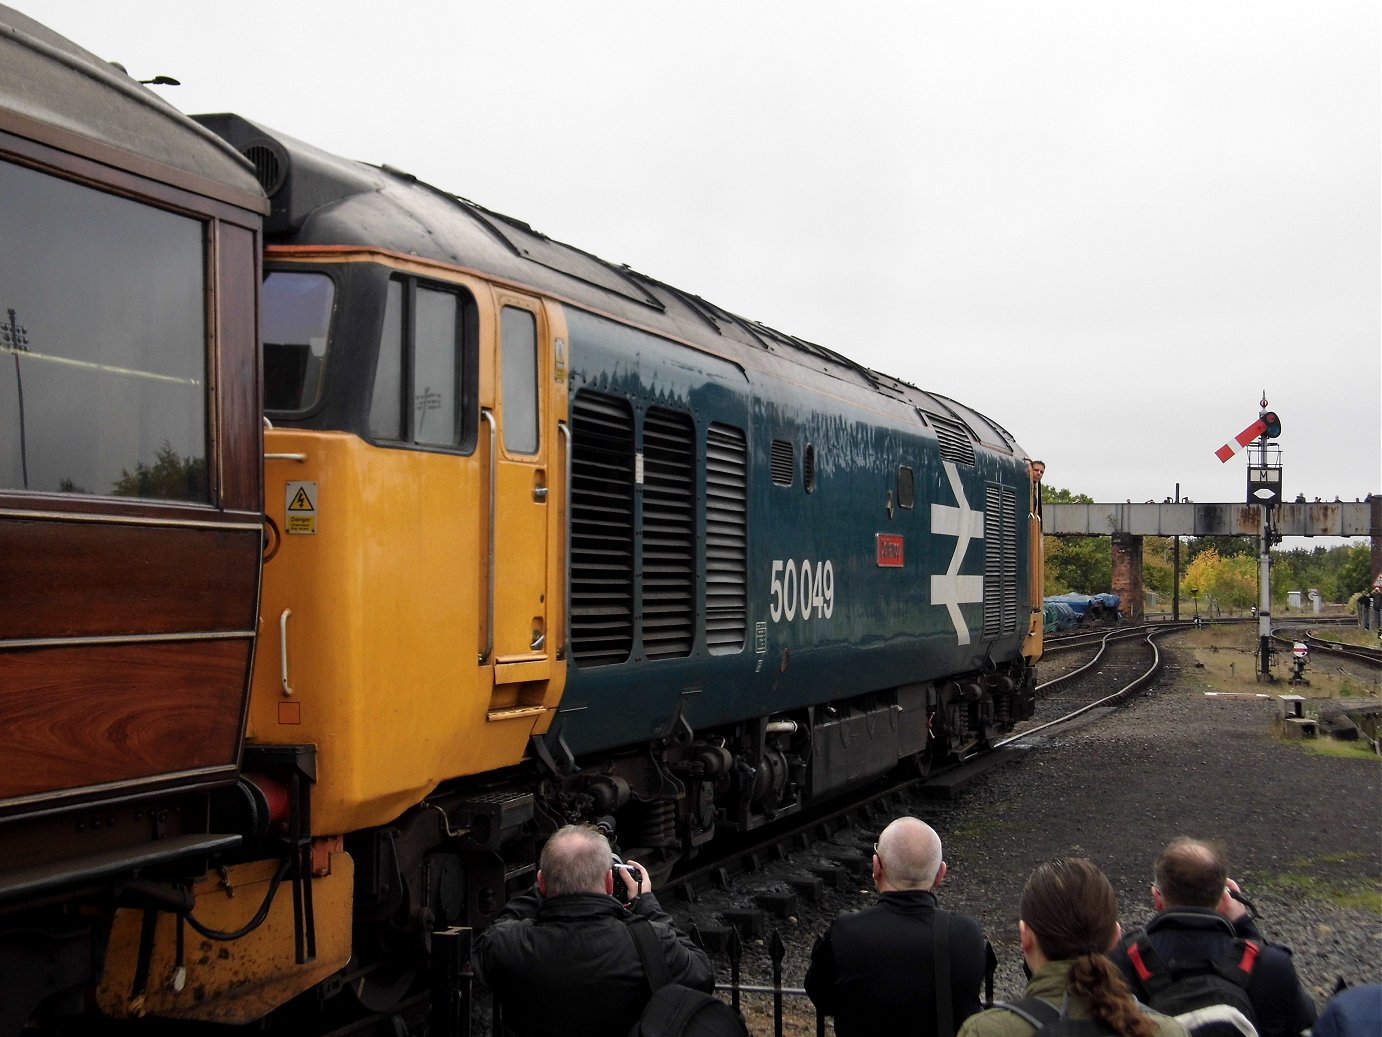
left=1041, top=498, right=1381, bottom=621
left=1044, top=499, right=1375, bottom=538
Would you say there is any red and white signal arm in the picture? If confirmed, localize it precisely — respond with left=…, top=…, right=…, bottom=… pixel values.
left=1215, top=411, right=1281, bottom=463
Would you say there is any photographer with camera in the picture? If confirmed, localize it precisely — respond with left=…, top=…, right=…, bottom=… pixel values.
left=473, top=824, right=713, bottom=1037
left=1108, top=837, right=1316, bottom=1037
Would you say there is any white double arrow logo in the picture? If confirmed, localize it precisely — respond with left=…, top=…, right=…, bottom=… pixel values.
left=930, top=461, right=985, bottom=645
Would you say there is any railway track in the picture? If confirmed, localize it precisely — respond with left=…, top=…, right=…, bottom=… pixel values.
left=648, top=628, right=1175, bottom=1033
left=1299, top=629, right=1382, bottom=669
left=1004, top=625, right=1171, bottom=746
left=663, top=624, right=1170, bottom=903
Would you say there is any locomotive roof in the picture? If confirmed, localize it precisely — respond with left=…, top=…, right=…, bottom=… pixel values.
left=0, top=6, right=265, bottom=213
left=197, top=112, right=1024, bottom=456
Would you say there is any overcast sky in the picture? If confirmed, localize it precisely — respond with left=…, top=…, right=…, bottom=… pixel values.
left=17, top=1, right=1381, bottom=517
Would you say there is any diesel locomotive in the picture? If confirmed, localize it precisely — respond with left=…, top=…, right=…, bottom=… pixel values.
left=92, top=113, right=1046, bottom=1026
left=0, top=6, right=267, bottom=1033
left=2, top=9, right=1044, bottom=1022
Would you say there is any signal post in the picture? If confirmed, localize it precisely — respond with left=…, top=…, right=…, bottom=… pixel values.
left=1217, top=395, right=1283, bottom=681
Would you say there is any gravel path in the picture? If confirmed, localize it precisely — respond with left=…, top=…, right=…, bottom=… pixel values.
left=683, top=639, right=1382, bottom=1033
left=938, top=641, right=1381, bottom=1004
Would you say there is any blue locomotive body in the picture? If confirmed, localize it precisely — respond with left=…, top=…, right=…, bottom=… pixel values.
left=558, top=303, right=1037, bottom=763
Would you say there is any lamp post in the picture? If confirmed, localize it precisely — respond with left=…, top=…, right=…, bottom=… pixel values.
left=1, top=307, right=28, bottom=489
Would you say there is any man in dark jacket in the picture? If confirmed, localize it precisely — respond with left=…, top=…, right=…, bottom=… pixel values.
left=1108, top=837, right=1316, bottom=1037
left=804, top=816, right=994, bottom=1037
left=472, top=825, right=713, bottom=1037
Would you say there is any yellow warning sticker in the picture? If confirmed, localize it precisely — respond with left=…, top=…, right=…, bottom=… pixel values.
left=285, top=480, right=318, bottom=535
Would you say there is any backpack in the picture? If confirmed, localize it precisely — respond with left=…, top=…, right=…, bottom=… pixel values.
left=996, top=991, right=1258, bottom=1037
left=627, top=983, right=750, bottom=1037
left=994, top=997, right=1120, bottom=1037
left=624, top=917, right=748, bottom=1037
left=1120, top=930, right=1261, bottom=1037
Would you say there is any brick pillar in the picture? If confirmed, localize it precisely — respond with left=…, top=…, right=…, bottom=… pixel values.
left=1111, top=533, right=1144, bottom=620
left=1371, top=495, right=1381, bottom=589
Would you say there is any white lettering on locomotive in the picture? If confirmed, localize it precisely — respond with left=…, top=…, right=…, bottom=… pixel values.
left=768, top=557, right=835, bottom=623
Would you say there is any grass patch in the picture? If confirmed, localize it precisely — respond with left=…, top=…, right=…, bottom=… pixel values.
left=1173, top=625, right=1382, bottom=702
left=1295, top=852, right=1370, bottom=867
left=947, top=817, right=1023, bottom=843
left=1294, top=737, right=1381, bottom=761
left=1324, top=628, right=1382, bottom=649
left=1256, top=867, right=1382, bottom=913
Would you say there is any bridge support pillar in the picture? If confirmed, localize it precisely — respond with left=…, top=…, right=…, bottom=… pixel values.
left=1371, top=495, right=1381, bottom=588
left=1111, top=533, right=1144, bottom=620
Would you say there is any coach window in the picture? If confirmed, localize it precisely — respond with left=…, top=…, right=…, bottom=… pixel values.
left=369, top=278, right=469, bottom=447
left=897, top=465, right=916, bottom=509
left=501, top=306, right=539, bottom=454
left=0, top=159, right=207, bottom=501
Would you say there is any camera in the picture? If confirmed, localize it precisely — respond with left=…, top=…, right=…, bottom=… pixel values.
left=611, top=854, right=643, bottom=904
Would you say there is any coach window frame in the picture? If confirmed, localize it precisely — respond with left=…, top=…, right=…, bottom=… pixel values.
left=0, top=149, right=213, bottom=504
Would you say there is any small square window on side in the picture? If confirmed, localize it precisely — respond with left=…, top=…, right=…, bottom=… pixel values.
left=897, top=465, right=916, bottom=509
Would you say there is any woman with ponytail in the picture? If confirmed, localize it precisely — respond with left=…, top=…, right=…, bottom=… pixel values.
left=958, top=858, right=1189, bottom=1037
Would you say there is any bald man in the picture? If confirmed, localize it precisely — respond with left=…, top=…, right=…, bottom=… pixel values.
left=805, top=817, right=994, bottom=1037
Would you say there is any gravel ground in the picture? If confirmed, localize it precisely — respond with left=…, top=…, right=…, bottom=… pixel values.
left=678, top=639, right=1382, bottom=1033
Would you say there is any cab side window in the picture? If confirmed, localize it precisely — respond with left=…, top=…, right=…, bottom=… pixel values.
left=414, top=288, right=459, bottom=446
left=501, top=306, right=539, bottom=454
left=369, top=278, right=474, bottom=448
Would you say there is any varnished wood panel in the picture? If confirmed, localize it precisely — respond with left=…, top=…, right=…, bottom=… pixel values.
left=0, top=519, right=259, bottom=640
left=217, top=222, right=263, bottom=514
left=0, top=639, right=249, bottom=802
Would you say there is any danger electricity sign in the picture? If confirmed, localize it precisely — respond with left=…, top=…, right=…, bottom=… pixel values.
left=285, top=481, right=318, bottom=535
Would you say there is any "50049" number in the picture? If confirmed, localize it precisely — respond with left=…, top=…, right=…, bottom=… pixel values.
left=769, top=558, right=835, bottom=622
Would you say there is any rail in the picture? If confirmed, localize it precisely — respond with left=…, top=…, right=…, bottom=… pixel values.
left=1300, top=630, right=1382, bottom=669
left=997, top=626, right=1170, bottom=748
